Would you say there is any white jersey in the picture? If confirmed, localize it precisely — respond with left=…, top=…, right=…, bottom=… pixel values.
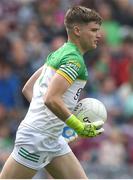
left=20, top=42, right=88, bottom=138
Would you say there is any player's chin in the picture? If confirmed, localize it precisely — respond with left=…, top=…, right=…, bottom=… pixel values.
left=93, top=44, right=97, bottom=49
left=90, top=44, right=97, bottom=50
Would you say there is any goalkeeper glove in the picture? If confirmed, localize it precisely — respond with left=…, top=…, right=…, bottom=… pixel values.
left=66, top=114, right=104, bottom=137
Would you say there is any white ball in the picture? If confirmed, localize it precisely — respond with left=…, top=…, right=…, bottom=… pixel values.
left=73, top=98, right=107, bottom=123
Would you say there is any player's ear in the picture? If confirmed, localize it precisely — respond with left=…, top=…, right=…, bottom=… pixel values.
left=73, top=25, right=81, bottom=37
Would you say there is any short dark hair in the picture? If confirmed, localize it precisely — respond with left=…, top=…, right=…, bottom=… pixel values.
left=64, top=6, right=103, bottom=30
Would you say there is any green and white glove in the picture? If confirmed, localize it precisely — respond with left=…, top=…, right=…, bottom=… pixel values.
left=66, top=114, right=104, bottom=138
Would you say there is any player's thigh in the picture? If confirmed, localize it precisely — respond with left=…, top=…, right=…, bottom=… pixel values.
left=0, top=155, right=37, bottom=179
left=45, top=151, right=88, bottom=179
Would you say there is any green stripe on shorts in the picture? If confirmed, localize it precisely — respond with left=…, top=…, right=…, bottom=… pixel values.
left=18, top=152, right=38, bottom=163
left=18, top=147, right=40, bottom=163
left=20, top=147, right=40, bottom=158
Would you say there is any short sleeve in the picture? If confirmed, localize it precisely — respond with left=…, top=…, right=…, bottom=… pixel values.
left=56, top=59, right=82, bottom=84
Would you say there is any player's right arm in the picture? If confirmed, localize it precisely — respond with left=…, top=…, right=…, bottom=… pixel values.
left=22, top=65, right=78, bottom=142
left=44, top=72, right=104, bottom=137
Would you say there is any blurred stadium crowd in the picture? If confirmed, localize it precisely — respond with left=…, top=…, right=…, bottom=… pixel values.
left=0, top=0, right=133, bottom=178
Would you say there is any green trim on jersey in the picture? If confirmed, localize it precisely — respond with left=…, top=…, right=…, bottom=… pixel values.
left=45, top=42, right=88, bottom=82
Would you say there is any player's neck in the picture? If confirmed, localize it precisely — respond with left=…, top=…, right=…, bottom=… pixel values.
left=68, top=38, right=85, bottom=55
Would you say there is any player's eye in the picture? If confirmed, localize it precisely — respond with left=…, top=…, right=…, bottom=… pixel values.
left=91, top=28, right=99, bottom=32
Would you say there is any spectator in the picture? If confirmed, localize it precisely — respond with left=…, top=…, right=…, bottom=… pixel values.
left=98, top=127, right=126, bottom=166
left=97, top=2, right=122, bottom=47
left=22, top=20, right=50, bottom=71
left=0, top=60, right=21, bottom=111
left=0, top=121, right=13, bottom=169
left=0, top=19, right=11, bottom=61
left=111, top=35, right=133, bottom=86
left=91, top=76, right=124, bottom=124
left=50, top=35, right=66, bottom=51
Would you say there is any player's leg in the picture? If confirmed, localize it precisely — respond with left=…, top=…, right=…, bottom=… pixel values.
left=0, top=155, right=37, bottom=179
left=45, top=151, right=88, bottom=179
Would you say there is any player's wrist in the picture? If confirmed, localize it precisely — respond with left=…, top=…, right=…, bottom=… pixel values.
left=65, top=114, right=84, bottom=133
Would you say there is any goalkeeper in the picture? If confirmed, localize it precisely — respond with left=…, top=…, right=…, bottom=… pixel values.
left=0, top=6, right=103, bottom=179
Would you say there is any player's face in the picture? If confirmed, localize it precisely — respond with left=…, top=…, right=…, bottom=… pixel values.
left=79, top=22, right=101, bottom=52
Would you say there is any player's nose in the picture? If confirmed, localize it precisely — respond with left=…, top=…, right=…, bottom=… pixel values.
left=96, top=31, right=102, bottom=39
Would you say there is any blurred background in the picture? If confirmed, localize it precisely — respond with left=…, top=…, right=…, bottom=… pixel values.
left=0, top=0, right=133, bottom=178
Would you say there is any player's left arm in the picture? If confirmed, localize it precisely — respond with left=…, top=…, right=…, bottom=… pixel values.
left=22, top=66, right=43, bottom=102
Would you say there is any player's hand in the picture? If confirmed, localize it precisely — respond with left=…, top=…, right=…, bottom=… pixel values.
left=77, top=120, right=104, bottom=138
left=66, top=114, right=104, bottom=138
left=62, top=126, right=78, bottom=143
